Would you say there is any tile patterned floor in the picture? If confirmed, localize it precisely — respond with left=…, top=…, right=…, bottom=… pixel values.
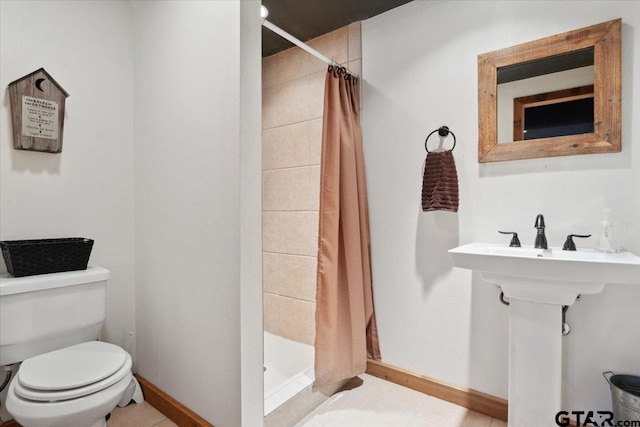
left=107, top=374, right=507, bottom=427
left=295, top=374, right=508, bottom=427
left=108, top=401, right=177, bottom=427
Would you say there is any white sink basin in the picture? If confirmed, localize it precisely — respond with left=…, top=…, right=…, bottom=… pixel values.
left=449, top=243, right=640, bottom=305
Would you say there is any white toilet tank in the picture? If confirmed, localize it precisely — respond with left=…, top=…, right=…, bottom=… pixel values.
left=0, top=266, right=110, bottom=366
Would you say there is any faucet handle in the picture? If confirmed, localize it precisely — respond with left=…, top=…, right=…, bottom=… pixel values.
left=562, top=234, right=591, bottom=251
left=534, top=214, right=545, bottom=228
left=499, top=231, right=521, bottom=247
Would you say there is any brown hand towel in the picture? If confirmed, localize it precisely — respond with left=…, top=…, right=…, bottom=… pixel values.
left=421, top=150, right=459, bottom=212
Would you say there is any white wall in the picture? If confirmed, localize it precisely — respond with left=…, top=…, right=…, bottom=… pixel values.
left=0, top=0, right=135, bottom=346
left=133, top=1, right=262, bottom=425
left=362, top=0, right=640, bottom=413
left=240, top=1, right=265, bottom=425
left=0, top=1, right=135, bottom=419
left=1, top=1, right=263, bottom=425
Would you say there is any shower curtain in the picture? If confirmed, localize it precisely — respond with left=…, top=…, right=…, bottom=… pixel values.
left=314, top=65, right=381, bottom=388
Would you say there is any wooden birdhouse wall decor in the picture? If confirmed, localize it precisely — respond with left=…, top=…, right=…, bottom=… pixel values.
left=8, top=68, right=70, bottom=153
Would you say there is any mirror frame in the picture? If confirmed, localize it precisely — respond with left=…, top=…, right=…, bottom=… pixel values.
left=478, top=19, right=621, bottom=163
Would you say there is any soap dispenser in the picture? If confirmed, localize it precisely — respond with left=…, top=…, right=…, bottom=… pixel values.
left=594, top=208, right=618, bottom=253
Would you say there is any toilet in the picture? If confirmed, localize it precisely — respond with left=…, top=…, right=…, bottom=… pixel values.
left=0, top=266, right=143, bottom=427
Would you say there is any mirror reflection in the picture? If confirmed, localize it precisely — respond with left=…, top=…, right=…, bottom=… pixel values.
left=497, top=48, right=594, bottom=143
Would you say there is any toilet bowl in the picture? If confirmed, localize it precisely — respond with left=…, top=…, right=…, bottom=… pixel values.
left=6, top=341, right=134, bottom=427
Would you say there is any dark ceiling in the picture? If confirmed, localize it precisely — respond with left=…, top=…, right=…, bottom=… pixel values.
left=262, top=0, right=413, bottom=57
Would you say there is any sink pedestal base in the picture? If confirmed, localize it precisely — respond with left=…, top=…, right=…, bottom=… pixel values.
left=509, top=299, right=562, bottom=426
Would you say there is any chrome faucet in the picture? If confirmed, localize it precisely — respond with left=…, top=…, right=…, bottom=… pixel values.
left=534, top=214, right=548, bottom=249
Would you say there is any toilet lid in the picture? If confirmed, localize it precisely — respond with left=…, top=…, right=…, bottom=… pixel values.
left=14, top=350, right=132, bottom=402
left=18, top=341, right=127, bottom=391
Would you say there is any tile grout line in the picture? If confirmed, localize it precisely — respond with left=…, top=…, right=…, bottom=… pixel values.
left=149, top=416, right=170, bottom=427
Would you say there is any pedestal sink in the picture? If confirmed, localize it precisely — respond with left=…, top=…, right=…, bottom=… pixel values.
left=449, top=243, right=640, bottom=426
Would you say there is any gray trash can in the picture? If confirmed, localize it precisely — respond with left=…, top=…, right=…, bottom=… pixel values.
left=603, top=371, right=640, bottom=422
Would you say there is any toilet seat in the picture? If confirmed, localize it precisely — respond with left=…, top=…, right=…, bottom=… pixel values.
left=13, top=341, right=132, bottom=402
left=7, top=370, right=133, bottom=427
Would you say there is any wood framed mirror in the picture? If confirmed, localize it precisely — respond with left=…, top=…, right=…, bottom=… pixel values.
left=478, top=19, right=621, bottom=163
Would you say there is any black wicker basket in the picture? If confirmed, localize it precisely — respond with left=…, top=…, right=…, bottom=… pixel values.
left=0, top=238, right=94, bottom=277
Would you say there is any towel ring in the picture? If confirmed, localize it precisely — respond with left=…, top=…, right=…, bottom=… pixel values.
left=425, top=126, right=456, bottom=153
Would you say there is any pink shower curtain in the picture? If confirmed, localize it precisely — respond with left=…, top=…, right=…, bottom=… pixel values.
left=314, top=66, right=381, bottom=388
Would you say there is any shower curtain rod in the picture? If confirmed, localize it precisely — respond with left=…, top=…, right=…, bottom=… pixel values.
left=262, top=19, right=359, bottom=78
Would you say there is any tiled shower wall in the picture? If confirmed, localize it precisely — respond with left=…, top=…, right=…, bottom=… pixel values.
left=262, top=23, right=362, bottom=345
